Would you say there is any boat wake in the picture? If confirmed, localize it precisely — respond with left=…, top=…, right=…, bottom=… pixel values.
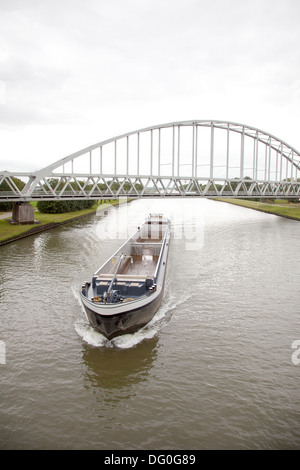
left=72, top=268, right=193, bottom=350
left=72, top=285, right=174, bottom=349
left=74, top=314, right=164, bottom=349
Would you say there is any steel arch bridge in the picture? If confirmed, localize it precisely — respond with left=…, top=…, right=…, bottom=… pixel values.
left=1, top=120, right=300, bottom=202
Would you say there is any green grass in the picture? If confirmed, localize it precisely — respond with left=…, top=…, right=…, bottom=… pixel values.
left=217, top=198, right=300, bottom=220
left=0, top=200, right=122, bottom=243
left=0, top=219, right=37, bottom=242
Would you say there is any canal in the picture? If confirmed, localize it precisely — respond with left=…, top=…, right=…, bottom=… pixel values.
left=0, top=198, right=299, bottom=449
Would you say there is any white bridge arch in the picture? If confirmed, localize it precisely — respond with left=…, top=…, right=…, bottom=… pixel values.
left=1, top=120, right=300, bottom=201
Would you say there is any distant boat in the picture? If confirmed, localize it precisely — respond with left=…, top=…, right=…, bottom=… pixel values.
left=80, top=214, right=171, bottom=340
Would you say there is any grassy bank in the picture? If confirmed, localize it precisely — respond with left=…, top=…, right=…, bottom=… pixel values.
left=0, top=200, right=122, bottom=245
left=216, top=198, right=300, bottom=220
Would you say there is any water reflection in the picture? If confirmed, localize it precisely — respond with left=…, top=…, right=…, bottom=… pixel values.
left=81, top=336, right=159, bottom=395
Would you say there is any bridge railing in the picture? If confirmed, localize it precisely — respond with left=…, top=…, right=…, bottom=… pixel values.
left=1, top=181, right=299, bottom=201
left=1, top=120, right=300, bottom=202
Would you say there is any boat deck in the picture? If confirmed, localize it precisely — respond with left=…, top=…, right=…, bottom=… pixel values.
left=136, top=236, right=163, bottom=242
left=82, top=215, right=170, bottom=313
left=119, top=254, right=159, bottom=277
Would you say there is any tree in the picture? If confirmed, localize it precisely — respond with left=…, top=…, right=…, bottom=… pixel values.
left=0, top=177, right=25, bottom=211
left=37, top=199, right=94, bottom=213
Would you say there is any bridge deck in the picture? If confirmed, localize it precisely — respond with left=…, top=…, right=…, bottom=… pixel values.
left=1, top=120, right=299, bottom=202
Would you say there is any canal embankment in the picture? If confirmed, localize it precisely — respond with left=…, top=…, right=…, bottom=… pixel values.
left=0, top=199, right=123, bottom=246
left=215, top=198, right=300, bottom=221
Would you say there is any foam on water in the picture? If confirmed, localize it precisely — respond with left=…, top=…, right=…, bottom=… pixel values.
left=72, top=277, right=194, bottom=349
left=74, top=302, right=170, bottom=349
left=73, top=284, right=177, bottom=349
left=74, top=317, right=161, bottom=349
left=74, top=320, right=110, bottom=347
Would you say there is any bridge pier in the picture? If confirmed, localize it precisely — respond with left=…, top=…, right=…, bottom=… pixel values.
left=12, top=202, right=34, bottom=224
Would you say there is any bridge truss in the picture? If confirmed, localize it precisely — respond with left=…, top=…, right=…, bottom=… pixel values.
left=1, top=120, right=300, bottom=201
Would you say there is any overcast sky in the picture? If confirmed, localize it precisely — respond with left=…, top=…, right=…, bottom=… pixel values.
left=0, top=0, right=300, bottom=172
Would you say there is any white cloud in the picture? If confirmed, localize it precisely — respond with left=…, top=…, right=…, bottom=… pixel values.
left=0, top=0, right=300, bottom=171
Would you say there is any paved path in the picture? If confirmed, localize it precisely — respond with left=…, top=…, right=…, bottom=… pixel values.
left=0, top=212, right=11, bottom=220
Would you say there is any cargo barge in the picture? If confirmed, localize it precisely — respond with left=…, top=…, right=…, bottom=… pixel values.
left=80, top=214, right=171, bottom=340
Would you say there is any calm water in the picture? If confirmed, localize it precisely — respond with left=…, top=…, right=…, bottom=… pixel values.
left=0, top=198, right=299, bottom=450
